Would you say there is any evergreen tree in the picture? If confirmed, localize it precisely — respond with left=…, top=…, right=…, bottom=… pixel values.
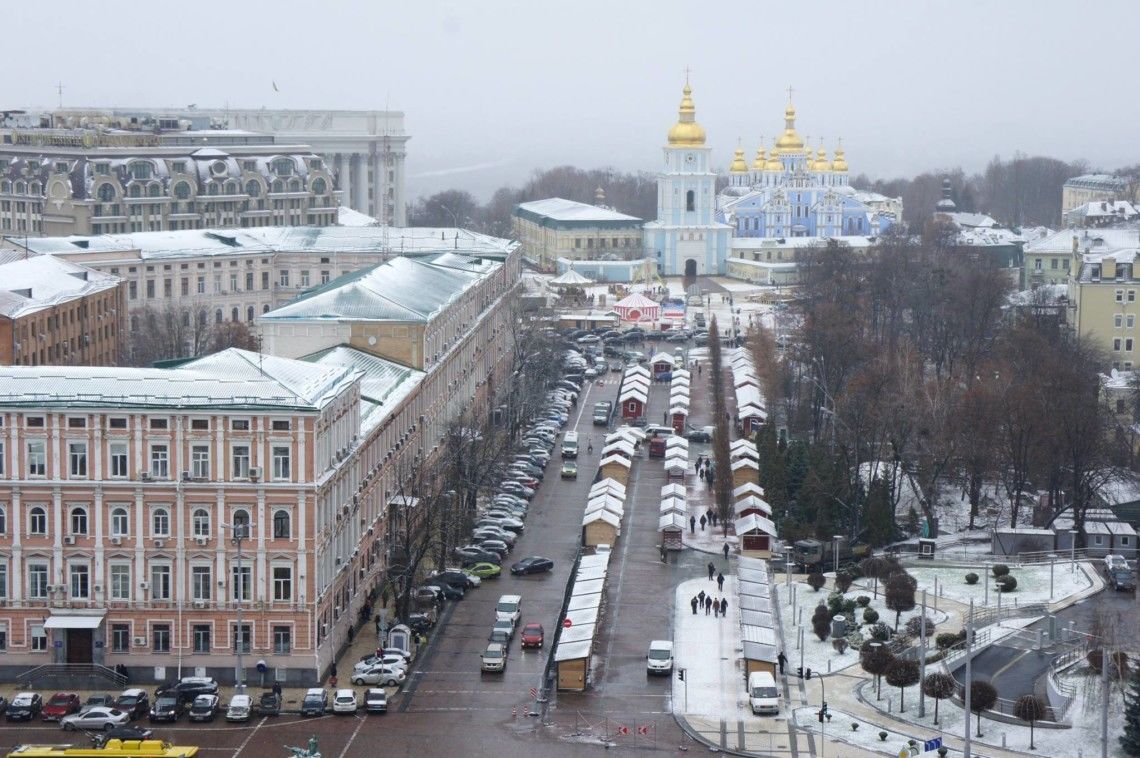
left=784, top=440, right=809, bottom=502
left=758, top=423, right=788, bottom=514
left=864, top=476, right=895, bottom=547
left=1123, top=669, right=1140, bottom=755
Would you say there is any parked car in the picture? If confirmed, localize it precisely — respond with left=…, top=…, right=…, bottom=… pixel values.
left=148, top=694, right=185, bottom=723
left=488, top=629, right=511, bottom=646
left=61, top=707, right=130, bottom=731
left=113, top=689, right=150, bottom=721
left=511, top=556, right=554, bottom=575
left=465, top=562, right=502, bottom=579
left=187, top=694, right=221, bottom=723
left=42, top=693, right=82, bottom=722
left=81, top=694, right=117, bottom=714
left=520, top=623, right=545, bottom=649
left=430, top=569, right=480, bottom=588
left=352, top=664, right=406, bottom=688
left=685, top=425, right=715, bottom=442
left=332, top=689, right=358, bottom=715
left=560, top=461, right=578, bottom=479
left=1110, top=568, right=1136, bottom=591
left=1105, top=554, right=1129, bottom=573
left=257, top=691, right=281, bottom=716
left=354, top=654, right=407, bottom=674
left=299, top=688, right=327, bottom=717
left=481, top=643, right=508, bottom=673
left=94, top=725, right=153, bottom=747
left=154, top=677, right=218, bottom=705
left=363, top=688, right=388, bottom=714
left=491, top=618, right=516, bottom=640
left=454, top=545, right=500, bottom=563
left=225, top=694, right=253, bottom=722
left=423, top=581, right=465, bottom=601
left=413, top=585, right=442, bottom=603
left=5, top=692, right=42, bottom=721
left=475, top=540, right=510, bottom=559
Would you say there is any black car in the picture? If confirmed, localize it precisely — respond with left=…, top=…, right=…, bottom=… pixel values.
left=431, top=570, right=476, bottom=589
left=459, top=550, right=503, bottom=567
left=424, top=581, right=464, bottom=600
left=6, top=693, right=43, bottom=722
left=257, top=692, right=281, bottom=716
left=114, top=689, right=150, bottom=721
left=148, top=694, right=184, bottom=723
left=154, top=677, right=219, bottom=705
left=95, top=725, right=154, bottom=746
left=404, top=613, right=434, bottom=634
left=510, top=556, right=555, bottom=575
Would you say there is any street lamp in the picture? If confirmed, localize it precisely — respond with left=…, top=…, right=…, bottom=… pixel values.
left=1048, top=553, right=1057, bottom=600
left=832, top=535, right=843, bottom=576
left=1070, top=529, right=1078, bottom=573
left=224, top=520, right=251, bottom=693
left=785, top=546, right=794, bottom=590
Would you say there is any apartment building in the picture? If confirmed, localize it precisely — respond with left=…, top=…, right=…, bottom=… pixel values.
left=1068, top=229, right=1140, bottom=370
left=513, top=196, right=645, bottom=272
left=0, top=256, right=125, bottom=366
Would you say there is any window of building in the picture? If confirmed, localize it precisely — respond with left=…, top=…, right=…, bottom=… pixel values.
left=320, top=270, right=330, bottom=284
left=1131, top=291, right=1137, bottom=303
left=231, top=565, right=252, bottom=602
left=28, top=506, right=47, bottom=536
left=27, top=441, right=45, bottom=476
left=273, top=626, right=291, bottom=654
left=279, top=270, right=290, bottom=287
left=230, top=273, right=238, bottom=292
left=300, top=270, right=310, bottom=287
left=69, top=442, right=88, bottom=478
left=191, top=566, right=212, bottom=602
left=232, top=445, right=250, bottom=478
left=197, top=276, right=205, bottom=294
left=152, top=509, right=170, bottom=536
left=67, top=417, right=86, bottom=429
left=0, top=506, right=5, bottom=535
left=28, top=563, right=48, bottom=598
left=191, top=445, right=210, bottom=478
left=109, top=564, right=131, bottom=600
left=271, top=565, right=292, bottom=601
left=150, top=444, right=169, bottom=478
left=110, top=443, right=128, bottom=478
left=109, top=417, right=127, bottom=430
left=272, top=419, right=290, bottom=431
left=26, top=416, right=44, bottom=428
left=192, top=508, right=210, bottom=537
left=111, top=623, right=130, bottom=652
left=232, top=419, right=250, bottom=431
left=272, top=446, right=291, bottom=480
left=111, top=507, right=129, bottom=536
left=70, top=507, right=88, bottom=535
left=686, top=190, right=695, bottom=212
left=0, top=563, right=6, bottom=598
left=193, top=624, right=211, bottom=653
left=1116, top=315, right=1123, bottom=328
left=152, top=624, right=171, bottom=652
left=272, top=510, right=291, bottom=539
left=70, top=564, right=89, bottom=598
left=1115, top=338, right=1122, bottom=351
left=150, top=564, right=171, bottom=600
left=31, top=625, right=47, bottom=652
left=1127, top=339, right=1133, bottom=352
left=245, top=272, right=254, bottom=291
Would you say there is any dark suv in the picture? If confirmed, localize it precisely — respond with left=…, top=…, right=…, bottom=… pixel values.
left=114, top=689, right=150, bottom=721
left=148, top=693, right=184, bottom=723
left=154, top=677, right=219, bottom=705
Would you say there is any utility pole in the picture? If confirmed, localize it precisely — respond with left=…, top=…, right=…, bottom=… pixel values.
left=230, top=521, right=250, bottom=693
left=964, top=599, right=973, bottom=758
left=919, top=589, right=927, bottom=718
left=1102, top=648, right=1110, bottom=758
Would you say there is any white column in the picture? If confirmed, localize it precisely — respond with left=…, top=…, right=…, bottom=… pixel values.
left=353, top=154, right=367, bottom=215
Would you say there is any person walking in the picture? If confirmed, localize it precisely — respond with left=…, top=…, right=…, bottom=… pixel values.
left=705, top=596, right=712, bottom=615
left=699, top=515, right=706, bottom=531
left=706, top=508, right=714, bottom=526
left=697, top=589, right=706, bottom=608
left=777, top=651, right=788, bottom=675
left=272, top=680, right=282, bottom=698
left=720, top=597, right=728, bottom=616
left=691, top=596, right=699, bottom=614
left=689, top=515, right=696, bottom=533
left=717, top=572, right=725, bottom=592
left=707, top=562, right=715, bottom=580
left=698, top=363, right=702, bottom=376
left=723, top=542, right=730, bottom=561
left=698, top=466, right=705, bottom=482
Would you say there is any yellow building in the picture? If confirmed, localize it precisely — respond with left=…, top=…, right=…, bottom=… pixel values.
left=1069, top=229, right=1140, bottom=370
left=512, top=195, right=644, bottom=272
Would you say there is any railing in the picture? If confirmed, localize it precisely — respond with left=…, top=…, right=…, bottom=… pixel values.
left=19, top=663, right=127, bottom=689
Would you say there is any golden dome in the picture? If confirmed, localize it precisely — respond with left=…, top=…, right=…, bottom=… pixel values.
left=765, top=142, right=783, bottom=171
left=814, top=145, right=831, bottom=172
left=832, top=141, right=848, bottom=172
left=751, top=146, right=767, bottom=171
left=667, top=83, right=707, bottom=146
left=774, top=102, right=805, bottom=152
left=730, top=146, right=748, bottom=173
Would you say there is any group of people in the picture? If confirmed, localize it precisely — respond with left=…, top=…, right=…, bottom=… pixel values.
left=691, top=590, right=728, bottom=617
left=689, top=504, right=720, bottom=531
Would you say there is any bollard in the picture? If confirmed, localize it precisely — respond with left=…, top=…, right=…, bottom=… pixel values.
left=1002, top=734, right=1007, bottom=748
left=827, top=659, right=832, bottom=674
left=512, top=706, right=518, bottom=720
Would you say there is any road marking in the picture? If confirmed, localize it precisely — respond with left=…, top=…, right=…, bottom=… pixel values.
left=991, top=647, right=1032, bottom=684
left=334, top=712, right=367, bottom=758
left=231, top=715, right=266, bottom=758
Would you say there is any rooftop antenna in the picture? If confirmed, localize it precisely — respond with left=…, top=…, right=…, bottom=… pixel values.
left=56, top=82, right=64, bottom=109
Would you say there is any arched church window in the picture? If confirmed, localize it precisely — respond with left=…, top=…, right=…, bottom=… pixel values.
left=686, top=191, right=695, bottom=212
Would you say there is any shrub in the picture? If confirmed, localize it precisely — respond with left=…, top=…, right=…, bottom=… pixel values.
left=856, top=595, right=871, bottom=607
left=991, top=564, right=1010, bottom=578
left=964, top=572, right=979, bottom=585
left=812, top=604, right=831, bottom=642
left=834, top=572, right=854, bottom=594
left=906, top=616, right=935, bottom=638
left=863, top=608, right=880, bottom=624
left=996, top=575, right=1017, bottom=592
left=832, top=638, right=849, bottom=655
left=870, top=622, right=891, bottom=641
left=1087, top=649, right=1130, bottom=676
left=885, top=573, right=917, bottom=631
left=807, top=572, right=827, bottom=591
left=936, top=631, right=964, bottom=650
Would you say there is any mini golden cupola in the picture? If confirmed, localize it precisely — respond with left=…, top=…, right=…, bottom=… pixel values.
left=752, top=142, right=767, bottom=171
left=832, top=139, right=848, bottom=172
left=730, top=144, right=748, bottom=174
left=814, top=142, right=831, bottom=172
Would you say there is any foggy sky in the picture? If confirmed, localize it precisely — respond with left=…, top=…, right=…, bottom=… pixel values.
left=8, top=1, right=1138, bottom=202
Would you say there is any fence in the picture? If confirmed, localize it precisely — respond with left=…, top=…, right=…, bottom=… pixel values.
left=19, top=663, right=127, bottom=689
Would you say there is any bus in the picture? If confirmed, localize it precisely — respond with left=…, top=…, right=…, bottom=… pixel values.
left=8, top=741, right=199, bottom=758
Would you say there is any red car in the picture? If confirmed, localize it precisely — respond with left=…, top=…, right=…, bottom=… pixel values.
left=520, top=623, right=545, bottom=649
left=41, top=692, right=81, bottom=722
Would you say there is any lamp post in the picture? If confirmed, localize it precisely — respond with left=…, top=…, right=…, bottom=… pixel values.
left=964, top=599, right=973, bottom=758
left=785, top=546, right=794, bottom=590
left=1048, top=553, right=1057, bottom=600
left=226, top=521, right=251, bottom=693
left=832, top=535, right=843, bottom=576
left=1070, top=529, right=1078, bottom=573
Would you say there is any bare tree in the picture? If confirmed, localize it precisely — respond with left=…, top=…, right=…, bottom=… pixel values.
left=707, top=316, right=734, bottom=531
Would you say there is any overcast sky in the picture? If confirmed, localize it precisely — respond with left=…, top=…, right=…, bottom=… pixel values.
left=9, top=1, right=1139, bottom=201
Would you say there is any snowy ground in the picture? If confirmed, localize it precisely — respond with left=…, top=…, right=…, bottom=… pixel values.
left=775, top=580, right=950, bottom=677
left=793, top=706, right=966, bottom=757
left=672, top=576, right=748, bottom=719
left=892, top=561, right=1095, bottom=609
left=858, top=666, right=1129, bottom=757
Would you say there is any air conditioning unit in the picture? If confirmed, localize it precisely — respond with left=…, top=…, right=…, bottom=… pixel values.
left=195, top=537, right=209, bottom=546
left=139, top=472, right=152, bottom=482
left=248, top=467, right=261, bottom=480
left=139, top=581, right=149, bottom=590
left=133, top=636, right=147, bottom=646
left=110, top=537, right=122, bottom=546
left=180, top=471, right=191, bottom=482
left=192, top=476, right=208, bottom=482
left=192, top=600, right=206, bottom=610
left=64, top=535, right=76, bottom=545
left=153, top=539, right=165, bottom=549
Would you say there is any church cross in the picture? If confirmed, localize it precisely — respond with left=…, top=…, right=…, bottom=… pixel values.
left=786, top=85, right=794, bottom=102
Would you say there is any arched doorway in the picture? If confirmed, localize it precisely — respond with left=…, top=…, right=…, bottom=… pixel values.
left=684, top=259, right=698, bottom=277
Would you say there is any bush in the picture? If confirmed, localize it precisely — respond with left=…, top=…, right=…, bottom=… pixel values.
left=996, top=575, right=1017, bottom=592
left=1087, top=649, right=1131, bottom=676
left=863, top=608, right=880, bottom=624
left=832, top=638, right=849, bottom=655
left=807, top=572, right=827, bottom=591
left=834, top=572, right=854, bottom=594
left=870, top=622, right=891, bottom=641
left=856, top=595, right=871, bottom=607
left=812, top=604, right=831, bottom=641
left=936, top=631, right=964, bottom=650
left=991, top=564, right=1010, bottom=578
left=906, top=616, right=935, bottom=638
left=964, top=572, right=979, bottom=585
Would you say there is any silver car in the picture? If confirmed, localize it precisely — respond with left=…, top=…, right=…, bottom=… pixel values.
left=61, top=707, right=130, bottom=731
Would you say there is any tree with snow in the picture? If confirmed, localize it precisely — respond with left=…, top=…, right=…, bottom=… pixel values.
left=1122, top=669, right=1140, bottom=756
left=921, top=672, right=956, bottom=725
left=1013, top=694, right=1046, bottom=751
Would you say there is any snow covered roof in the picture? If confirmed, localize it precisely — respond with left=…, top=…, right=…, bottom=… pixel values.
left=260, top=253, right=499, bottom=324
left=1026, top=228, right=1140, bottom=256
left=515, top=197, right=641, bottom=224
left=613, top=425, right=646, bottom=441
left=665, top=436, right=688, bottom=449
left=734, top=495, right=772, bottom=516
left=734, top=482, right=766, bottom=500
left=567, top=592, right=601, bottom=613
left=659, top=498, right=686, bottom=516
left=549, top=269, right=595, bottom=286
left=650, top=352, right=677, bottom=366
left=0, top=348, right=359, bottom=411
left=1064, top=174, right=1129, bottom=191
left=0, top=256, right=120, bottom=318
left=614, top=292, right=659, bottom=310
left=590, top=478, right=627, bottom=497
left=302, top=345, right=423, bottom=432
left=599, top=454, right=631, bottom=469
left=731, top=458, right=759, bottom=472
left=735, top=513, right=776, bottom=537
left=335, top=206, right=378, bottom=227
left=659, top=513, right=687, bottom=531
left=661, top=483, right=685, bottom=498
left=565, top=605, right=598, bottom=628
left=664, top=458, right=687, bottom=473
left=618, top=388, right=647, bottom=403
left=601, top=439, right=636, bottom=457
left=583, top=506, right=621, bottom=527
left=623, top=364, right=650, bottom=378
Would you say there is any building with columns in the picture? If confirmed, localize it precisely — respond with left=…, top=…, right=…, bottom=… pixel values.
left=39, top=108, right=409, bottom=226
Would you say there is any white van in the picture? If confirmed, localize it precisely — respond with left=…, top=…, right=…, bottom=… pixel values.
left=646, top=640, right=674, bottom=675
left=748, top=671, right=780, bottom=715
left=561, top=431, right=579, bottom=459
left=495, top=594, right=522, bottom=624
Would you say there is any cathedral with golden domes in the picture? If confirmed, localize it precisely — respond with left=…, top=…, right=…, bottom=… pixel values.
left=644, top=81, right=897, bottom=279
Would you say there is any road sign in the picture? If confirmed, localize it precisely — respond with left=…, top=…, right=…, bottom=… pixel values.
left=563, top=618, right=572, bottom=628
left=616, top=725, right=630, bottom=736
left=923, top=738, right=942, bottom=752
left=637, top=725, right=651, bottom=735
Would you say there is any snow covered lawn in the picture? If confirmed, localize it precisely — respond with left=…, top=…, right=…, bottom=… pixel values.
left=896, top=561, right=1094, bottom=608
left=793, top=706, right=965, bottom=757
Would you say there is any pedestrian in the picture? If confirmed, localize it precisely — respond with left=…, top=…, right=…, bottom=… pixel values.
left=720, top=598, right=728, bottom=616
left=690, top=515, right=696, bottom=533
left=777, top=651, right=788, bottom=675
left=705, top=596, right=712, bottom=615
left=717, top=572, right=725, bottom=591
left=707, top=562, right=715, bottom=580
left=706, top=508, right=714, bottom=525
left=691, top=596, right=699, bottom=614
left=273, top=680, right=282, bottom=698
left=347, top=625, right=354, bottom=643
left=723, top=542, right=730, bottom=561
left=698, top=589, right=706, bottom=607
left=663, top=411, right=668, bottom=424
left=699, top=515, right=706, bottom=531
left=698, top=467, right=705, bottom=482
left=698, top=363, right=702, bottom=375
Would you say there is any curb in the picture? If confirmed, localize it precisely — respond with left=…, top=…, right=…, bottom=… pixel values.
left=671, top=712, right=755, bottom=757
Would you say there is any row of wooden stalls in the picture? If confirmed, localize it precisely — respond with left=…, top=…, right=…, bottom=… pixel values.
left=667, top=366, right=690, bottom=436
left=553, top=550, right=611, bottom=691
left=729, top=439, right=777, bottom=557
left=584, top=426, right=646, bottom=547
left=663, top=434, right=689, bottom=478
left=618, top=364, right=650, bottom=420
left=731, top=348, right=768, bottom=434
left=659, top=482, right=687, bottom=550
left=737, top=556, right=779, bottom=678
